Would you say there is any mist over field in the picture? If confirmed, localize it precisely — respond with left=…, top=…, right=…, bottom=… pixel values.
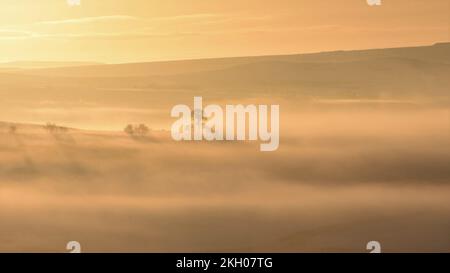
left=0, top=43, right=449, bottom=252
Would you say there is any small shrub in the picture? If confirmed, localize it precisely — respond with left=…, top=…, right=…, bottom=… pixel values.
left=8, top=124, right=17, bottom=134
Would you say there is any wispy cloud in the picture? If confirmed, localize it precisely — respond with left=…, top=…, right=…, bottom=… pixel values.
left=0, top=29, right=36, bottom=40
left=35, top=15, right=141, bottom=25
left=0, top=13, right=235, bottom=40
left=4, top=12, right=444, bottom=42
left=149, top=13, right=224, bottom=22
left=33, top=13, right=225, bottom=26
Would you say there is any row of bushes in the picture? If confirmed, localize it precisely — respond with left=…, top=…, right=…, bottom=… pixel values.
left=6, top=123, right=151, bottom=137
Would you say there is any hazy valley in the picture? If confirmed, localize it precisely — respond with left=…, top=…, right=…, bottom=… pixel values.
left=0, top=43, right=449, bottom=252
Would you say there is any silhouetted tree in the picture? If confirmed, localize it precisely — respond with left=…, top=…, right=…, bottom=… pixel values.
left=136, top=124, right=149, bottom=136
left=124, top=123, right=150, bottom=137
left=44, top=123, right=68, bottom=134
left=45, top=123, right=57, bottom=133
left=124, top=124, right=135, bottom=135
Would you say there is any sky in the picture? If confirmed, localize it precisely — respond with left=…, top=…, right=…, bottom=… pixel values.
left=0, top=0, right=448, bottom=63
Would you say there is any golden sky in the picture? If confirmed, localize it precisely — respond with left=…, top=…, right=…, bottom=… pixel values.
left=0, top=0, right=448, bottom=63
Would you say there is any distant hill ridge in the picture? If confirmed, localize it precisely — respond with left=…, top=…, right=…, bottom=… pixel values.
left=12, top=42, right=450, bottom=77
left=0, top=61, right=102, bottom=69
left=1, top=42, right=448, bottom=99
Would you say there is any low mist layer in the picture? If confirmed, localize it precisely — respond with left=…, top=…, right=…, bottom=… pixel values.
left=0, top=102, right=449, bottom=252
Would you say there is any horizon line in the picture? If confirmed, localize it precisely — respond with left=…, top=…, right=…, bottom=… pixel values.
left=1, top=41, right=448, bottom=67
